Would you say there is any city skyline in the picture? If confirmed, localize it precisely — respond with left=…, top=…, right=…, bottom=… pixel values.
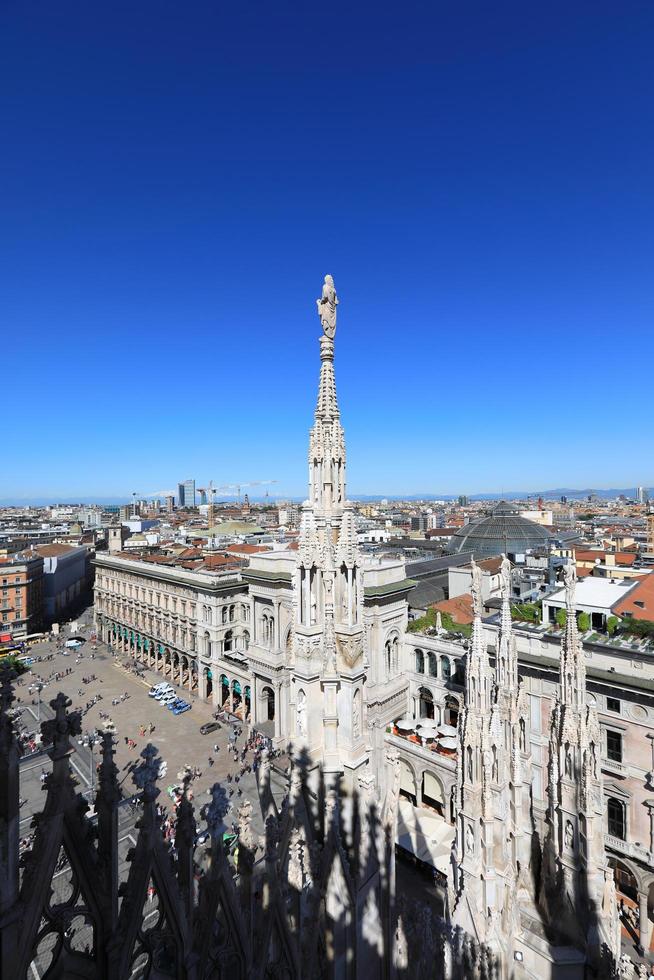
left=3, top=2, right=654, bottom=500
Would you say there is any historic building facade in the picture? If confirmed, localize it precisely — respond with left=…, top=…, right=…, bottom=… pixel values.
left=401, top=564, right=654, bottom=971
left=94, top=554, right=251, bottom=712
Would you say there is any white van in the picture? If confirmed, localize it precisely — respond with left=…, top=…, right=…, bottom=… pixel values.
left=149, top=682, right=172, bottom=698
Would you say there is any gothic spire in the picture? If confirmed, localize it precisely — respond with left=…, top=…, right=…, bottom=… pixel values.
left=308, top=275, right=346, bottom=514
left=559, top=563, right=585, bottom=711
left=495, top=554, right=518, bottom=692
left=464, top=559, right=493, bottom=716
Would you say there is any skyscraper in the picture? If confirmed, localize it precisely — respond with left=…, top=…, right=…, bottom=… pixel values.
left=177, top=479, right=196, bottom=508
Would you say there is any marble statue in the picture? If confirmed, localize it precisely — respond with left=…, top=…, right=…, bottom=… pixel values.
left=297, top=689, right=307, bottom=738
left=471, top=559, right=483, bottom=617
left=353, top=691, right=361, bottom=739
left=565, top=820, right=574, bottom=850
left=317, top=274, right=338, bottom=338
left=500, top=553, right=511, bottom=594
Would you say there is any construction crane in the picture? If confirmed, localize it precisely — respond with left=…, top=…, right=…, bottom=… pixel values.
left=207, top=480, right=215, bottom=531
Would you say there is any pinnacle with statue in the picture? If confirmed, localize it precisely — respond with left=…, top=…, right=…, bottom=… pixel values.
left=317, top=273, right=338, bottom=339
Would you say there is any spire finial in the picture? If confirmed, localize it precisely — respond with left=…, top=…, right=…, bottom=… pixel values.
left=316, top=274, right=338, bottom=340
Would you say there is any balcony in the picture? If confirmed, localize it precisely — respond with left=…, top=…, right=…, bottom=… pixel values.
left=601, top=758, right=627, bottom=777
left=604, top=834, right=652, bottom=863
left=385, top=730, right=457, bottom=771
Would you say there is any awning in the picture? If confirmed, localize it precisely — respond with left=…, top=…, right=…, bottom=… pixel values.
left=396, top=799, right=455, bottom=874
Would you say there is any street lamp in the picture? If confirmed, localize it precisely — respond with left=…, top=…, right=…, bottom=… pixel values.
left=30, top=682, right=43, bottom=723
left=77, top=732, right=101, bottom=796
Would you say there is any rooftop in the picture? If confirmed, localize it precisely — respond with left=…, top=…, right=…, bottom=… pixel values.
left=545, top=577, right=638, bottom=611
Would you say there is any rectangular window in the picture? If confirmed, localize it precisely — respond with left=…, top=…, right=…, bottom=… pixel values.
left=606, top=730, right=622, bottom=763
left=606, top=697, right=621, bottom=714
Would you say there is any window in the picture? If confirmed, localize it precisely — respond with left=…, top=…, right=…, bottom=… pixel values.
left=441, top=657, right=451, bottom=681
left=415, top=650, right=425, bottom=673
left=634, top=600, right=645, bottom=609
left=606, top=730, right=622, bottom=763
left=606, top=697, right=621, bottom=714
left=607, top=798, right=626, bottom=840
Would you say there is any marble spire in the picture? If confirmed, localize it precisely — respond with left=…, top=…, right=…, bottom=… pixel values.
left=309, top=275, right=346, bottom=514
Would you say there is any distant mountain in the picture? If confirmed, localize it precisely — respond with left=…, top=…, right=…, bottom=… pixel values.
left=0, top=487, right=650, bottom=507
left=349, top=487, right=652, bottom=502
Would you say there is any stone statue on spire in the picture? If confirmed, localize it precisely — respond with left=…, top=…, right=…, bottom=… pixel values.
left=470, top=558, right=483, bottom=618
left=317, top=274, right=338, bottom=339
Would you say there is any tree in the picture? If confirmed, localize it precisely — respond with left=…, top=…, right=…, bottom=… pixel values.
left=577, top=612, right=591, bottom=632
left=555, top=608, right=567, bottom=628
left=606, top=616, right=619, bottom=637
left=511, top=602, right=541, bottom=624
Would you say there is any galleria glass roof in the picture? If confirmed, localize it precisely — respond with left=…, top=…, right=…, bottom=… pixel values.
left=449, top=501, right=552, bottom=559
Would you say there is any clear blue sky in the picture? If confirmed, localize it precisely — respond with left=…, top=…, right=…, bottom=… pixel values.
left=2, top=1, right=653, bottom=502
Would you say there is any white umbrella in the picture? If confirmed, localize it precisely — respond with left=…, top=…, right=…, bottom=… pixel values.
left=395, top=718, right=416, bottom=732
left=438, top=736, right=458, bottom=750
left=438, top=724, right=458, bottom=737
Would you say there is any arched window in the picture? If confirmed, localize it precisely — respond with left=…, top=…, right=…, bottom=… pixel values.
left=422, top=771, right=445, bottom=816
left=445, top=695, right=459, bottom=728
left=229, top=604, right=236, bottom=623
left=222, top=606, right=229, bottom=625
left=419, top=686, right=434, bottom=719
left=427, top=652, right=438, bottom=677
left=607, top=798, right=626, bottom=840
left=224, top=630, right=233, bottom=653
left=385, top=633, right=399, bottom=678
left=441, top=657, right=452, bottom=681
left=204, top=632, right=211, bottom=657
left=609, top=859, right=638, bottom=901
left=415, top=649, right=425, bottom=673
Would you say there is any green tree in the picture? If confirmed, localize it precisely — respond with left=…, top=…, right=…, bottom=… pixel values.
left=555, top=608, right=567, bottom=628
left=577, top=612, right=591, bottom=632
left=511, top=602, right=541, bottom=624
left=606, top=616, right=619, bottom=637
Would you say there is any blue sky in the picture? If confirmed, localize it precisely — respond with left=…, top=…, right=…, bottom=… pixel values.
left=2, top=1, right=653, bottom=502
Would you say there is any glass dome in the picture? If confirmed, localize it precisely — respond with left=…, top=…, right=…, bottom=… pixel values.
left=449, top=501, right=552, bottom=559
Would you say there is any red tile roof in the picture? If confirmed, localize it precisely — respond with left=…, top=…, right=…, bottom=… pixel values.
left=614, top=573, right=654, bottom=620
left=32, top=544, right=79, bottom=557
left=432, top=593, right=474, bottom=625
left=222, top=544, right=269, bottom=554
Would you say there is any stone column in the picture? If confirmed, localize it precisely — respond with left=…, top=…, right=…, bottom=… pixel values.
left=347, top=569, right=353, bottom=627
left=646, top=801, right=654, bottom=854
left=274, top=684, right=282, bottom=739
left=639, top=890, right=651, bottom=952
left=274, top=600, right=281, bottom=650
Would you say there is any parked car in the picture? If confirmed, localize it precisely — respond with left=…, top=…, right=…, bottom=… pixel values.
left=174, top=703, right=192, bottom=715
left=199, top=721, right=221, bottom=736
left=167, top=699, right=186, bottom=711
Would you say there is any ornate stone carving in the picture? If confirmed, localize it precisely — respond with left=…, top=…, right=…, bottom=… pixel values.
left=336, top=632, right=363, bottom=668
